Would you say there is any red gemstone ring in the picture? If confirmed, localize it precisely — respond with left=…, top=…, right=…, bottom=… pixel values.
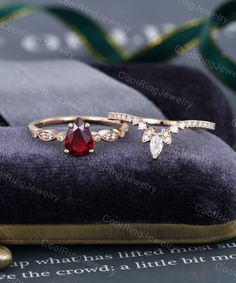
left=27, top=116, right=128, bottom=156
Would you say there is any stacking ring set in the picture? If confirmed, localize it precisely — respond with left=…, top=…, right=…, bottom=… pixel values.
left=28, top=113, right=215, bottom=160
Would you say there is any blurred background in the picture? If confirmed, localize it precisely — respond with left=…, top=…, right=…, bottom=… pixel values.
left=0, top=0, right=235, bottom=127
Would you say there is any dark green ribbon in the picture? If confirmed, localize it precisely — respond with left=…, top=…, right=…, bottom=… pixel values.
left=0, top=1, right=236, bottom=91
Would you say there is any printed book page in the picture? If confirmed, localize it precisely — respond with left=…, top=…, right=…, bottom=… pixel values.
left=1, top=238, right=236, bottom=282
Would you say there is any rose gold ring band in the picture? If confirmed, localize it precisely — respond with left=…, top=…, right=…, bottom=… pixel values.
left=27, top=113, right=216, bottom=160
left=28, top=116, right=128, bottom=143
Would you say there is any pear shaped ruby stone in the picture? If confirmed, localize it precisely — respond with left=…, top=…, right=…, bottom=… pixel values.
left=64, top=118, right=94, bottom=156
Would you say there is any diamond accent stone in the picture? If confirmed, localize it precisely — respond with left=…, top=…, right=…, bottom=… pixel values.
left=64, top=118, right=93, bottom=156
left=170, top=125, right=179, bottom=134
left=161, top=129, right=172, bottom=144
left=162, top=129, right=169, bottom=137
left=122, top=123, right=129, bottom=132
left=32, top=132, right=38, bottom=138
left=164, top=136, right=171, bottom=144
left=93, top=134, right=101, bottom=142
left=38, top=131, right=55, bottom=141
left=142, top=128, right=155, bottom=143
left=102, top=131, right=119, bottom=141
left=56, top=131, right=66, bottom=142
left=138, top=122, right=147, bottom=131
left=150, top=134, right=163, bottom=159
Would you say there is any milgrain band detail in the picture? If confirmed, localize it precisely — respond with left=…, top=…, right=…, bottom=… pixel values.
left=28, top=116, right=128, bottom=142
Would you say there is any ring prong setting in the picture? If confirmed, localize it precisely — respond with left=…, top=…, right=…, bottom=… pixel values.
left=68, top=123, right=74, bottom=128
left=85, top=123, right=90, bottom=128
left=64, top=149, right=69, bottom=154
left=89, top=149, right=94, bottom=153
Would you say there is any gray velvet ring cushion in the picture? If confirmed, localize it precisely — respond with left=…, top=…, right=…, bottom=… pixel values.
left=0, top=60, right=235, bottom=229
left=0, top=125, right=236, bottom=226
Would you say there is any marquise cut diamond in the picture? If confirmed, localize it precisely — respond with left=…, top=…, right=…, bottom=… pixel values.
left=38, top=131, right=55, bottom=141
left=150, top=134, right=163, bottom=159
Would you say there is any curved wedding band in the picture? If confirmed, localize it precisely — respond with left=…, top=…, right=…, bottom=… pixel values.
left=28, top=116, right=128, bottom=156
left=108, top=112, right=215, bottom=130
left=108, top=112, right=216, bottom=160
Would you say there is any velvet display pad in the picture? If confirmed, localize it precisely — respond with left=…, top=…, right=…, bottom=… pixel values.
left=0, top=60, right=236, bottom=244
left=0, top=125, right=236, bottom=243
left=96, top=64, right=235, bottom=146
